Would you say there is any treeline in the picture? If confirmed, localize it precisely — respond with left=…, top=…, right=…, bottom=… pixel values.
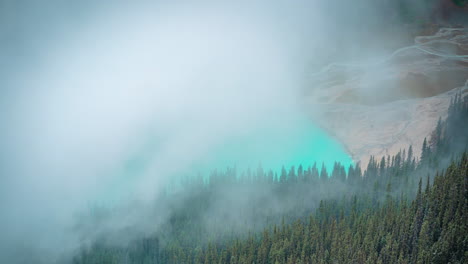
left=72, top=92, right=467, bottom=263
left=187, top=155, right=468, bottom=264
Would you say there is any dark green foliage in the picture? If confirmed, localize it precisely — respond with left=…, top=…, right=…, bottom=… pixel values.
left=453, top=0, right=468, bottom=7
left=74, top=155, right=468, bottom=264
left=74, top=93, right=468, bottom=263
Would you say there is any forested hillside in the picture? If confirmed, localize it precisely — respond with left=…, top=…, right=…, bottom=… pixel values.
left=172, top=155, right=467, bottom=264
left=72, top=93, right=467, bottom=263
left=188, top=155, right=468, bottom=264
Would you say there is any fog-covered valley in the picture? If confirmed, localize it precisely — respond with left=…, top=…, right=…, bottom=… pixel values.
left=0, top=1, right=467, bottom=263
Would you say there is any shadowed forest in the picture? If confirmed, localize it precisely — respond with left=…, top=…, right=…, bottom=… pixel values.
left=72, top=94, right=467, bottom=263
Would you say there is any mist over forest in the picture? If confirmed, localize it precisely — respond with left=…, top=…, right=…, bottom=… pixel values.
left=0, top=0, right=467, bottom=263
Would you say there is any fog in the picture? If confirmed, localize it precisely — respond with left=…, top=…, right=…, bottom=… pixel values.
left=0, top=0, right=443, bottom=262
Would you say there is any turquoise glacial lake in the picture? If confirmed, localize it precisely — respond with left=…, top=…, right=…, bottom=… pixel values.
left=100, top=113, right=353, bottom=202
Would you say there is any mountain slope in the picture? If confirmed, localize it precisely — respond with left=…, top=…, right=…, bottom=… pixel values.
left=308, top=28, right=468, bottom=167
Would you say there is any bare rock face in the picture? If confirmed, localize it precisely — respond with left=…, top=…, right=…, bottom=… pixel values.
left=307, top=28, right=468, bottom=168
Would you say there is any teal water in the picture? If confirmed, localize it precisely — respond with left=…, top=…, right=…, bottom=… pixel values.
left=101, top=113, right=353, bottom=201
left=189, top=115, right=352, bottom=177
